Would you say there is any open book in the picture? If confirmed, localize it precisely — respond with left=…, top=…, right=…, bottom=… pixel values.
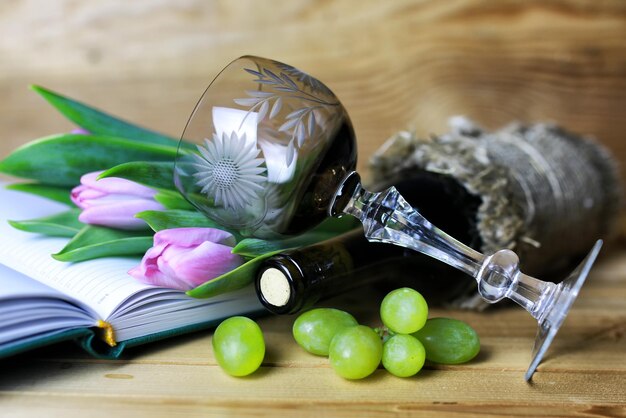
left=0, top=184, right=263, bottom=359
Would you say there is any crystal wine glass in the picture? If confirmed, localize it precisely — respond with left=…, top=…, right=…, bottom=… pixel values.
left=174, top=56, right=603, bottom=381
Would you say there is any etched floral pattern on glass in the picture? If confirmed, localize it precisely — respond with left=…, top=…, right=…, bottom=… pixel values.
left=174, top=56, right=356, bottom=238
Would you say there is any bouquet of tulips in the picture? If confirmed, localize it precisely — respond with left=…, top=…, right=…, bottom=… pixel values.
left=0, top=86, right=357, bottom=298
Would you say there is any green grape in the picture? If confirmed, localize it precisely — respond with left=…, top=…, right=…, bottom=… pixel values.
left=382, top=334, right=426, bottom=377
left=292, top=308, right=358, bottom=356
left=412, top=317, right=480, bottom=364
left=212, top=316, right=265, bottom=376
left=329, top=325, right=382, bottom=379
left=380, top=287, right=428, bottom=334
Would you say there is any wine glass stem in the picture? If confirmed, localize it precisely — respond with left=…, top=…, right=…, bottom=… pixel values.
left=339, top=179, right=553, bottom=312
left=342, top=183, right=485, bottom=276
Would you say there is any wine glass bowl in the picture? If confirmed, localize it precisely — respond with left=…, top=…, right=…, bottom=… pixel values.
left=175, top=56, right=356, bottom=239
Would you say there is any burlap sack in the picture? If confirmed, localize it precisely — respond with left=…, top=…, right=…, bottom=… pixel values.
left=368, top=117, right=622, bottom=309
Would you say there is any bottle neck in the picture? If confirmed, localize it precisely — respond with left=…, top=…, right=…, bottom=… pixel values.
left=256, top=230, right=402, bottom=314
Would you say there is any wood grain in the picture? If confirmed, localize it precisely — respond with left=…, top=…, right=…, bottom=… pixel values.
left=1, top=247, right=625, bottom=417
left=0, top=0, right=625, bottom=180
left=0, top=1, right=625, bottom=416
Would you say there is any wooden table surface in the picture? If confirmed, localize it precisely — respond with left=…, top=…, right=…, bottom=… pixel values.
left=1, top=242, right=625, bottom=417
left=1, top=1, right=625, bottom=416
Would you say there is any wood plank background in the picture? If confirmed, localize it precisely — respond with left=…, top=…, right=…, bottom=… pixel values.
left=1, top=0, right=625, bottom=180
left=0, top=1, right=625, bottom=417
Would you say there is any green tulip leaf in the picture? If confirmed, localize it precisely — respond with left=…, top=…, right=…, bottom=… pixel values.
left=153, top=190, right=194, bottom=210
left=0, top=133, right=178, bottom=186
left=8, top=209, right=83, bottom=238
left=233, top=216, right=360, bottom=257
left=186, top=253, right=278, bottom=299
left=6, top=183, right=73, bottom=206
left=233, top=233, right=333, bottom=258
left=99, top=161, right=176, bottom=190
left=52, top=225, right=153, bottom=262
left=136, top=209, right=220, bottom=230
left=314, top=216, right=361, bottom=233
left=30, top=85, right=187, bottom=149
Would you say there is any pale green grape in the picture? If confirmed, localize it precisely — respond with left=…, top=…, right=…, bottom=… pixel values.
left=329, top=325, right=382, bottom=379
left=292, top=308, right=358, bottom=356
left=380, top=287, right=428, bottom=334
left=412, top=317, right=480, bottom=364
left=212, top=316, right=265, bottom=376
left=382, top=334, right=426, bottom=377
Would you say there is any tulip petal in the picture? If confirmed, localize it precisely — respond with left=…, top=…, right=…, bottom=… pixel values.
left=80, top=171, right=157, bottom=199
left=79, top=199, right=165, bottom=230
left=155, top=241, right=243, bottom=289
left=70, top=184, right=88, bottom=207
left=127, top=241, right=187, bottom=288
left=71, top=186, right=108, bottom=208
left=153, top=227, right=236, bottom=248
left=129, top=264, right=172, bottom=287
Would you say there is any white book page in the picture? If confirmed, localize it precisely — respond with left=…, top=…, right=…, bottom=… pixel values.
left=0, top=185, right=155, bottom=319
left=0, top=263, right=94, bottom=345
left=110, top=286, right=262, bottom=341
left=0, top=260, right=67, bottom=301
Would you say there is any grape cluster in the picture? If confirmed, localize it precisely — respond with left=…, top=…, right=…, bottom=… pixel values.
left=293, top=287, right=480, bottom=380
left=211, top=287, right=480, bottom=379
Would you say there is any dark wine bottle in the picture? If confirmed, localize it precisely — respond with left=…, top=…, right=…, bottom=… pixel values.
left=255, top=227, right=478, bottom=314
left=256, top=171, right=486, bottom=314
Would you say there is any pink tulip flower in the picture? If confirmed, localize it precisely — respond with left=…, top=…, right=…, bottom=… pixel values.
left=128, top=228, right=244, bottom=290
left=71, top=171, right=165, bottom=230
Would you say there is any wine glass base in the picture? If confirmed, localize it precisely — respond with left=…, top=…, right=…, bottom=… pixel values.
left=525, top=239, right=603, bottom=381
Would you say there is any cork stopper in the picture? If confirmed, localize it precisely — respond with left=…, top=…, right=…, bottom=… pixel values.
left=258, top=267, right=292, bottom=308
